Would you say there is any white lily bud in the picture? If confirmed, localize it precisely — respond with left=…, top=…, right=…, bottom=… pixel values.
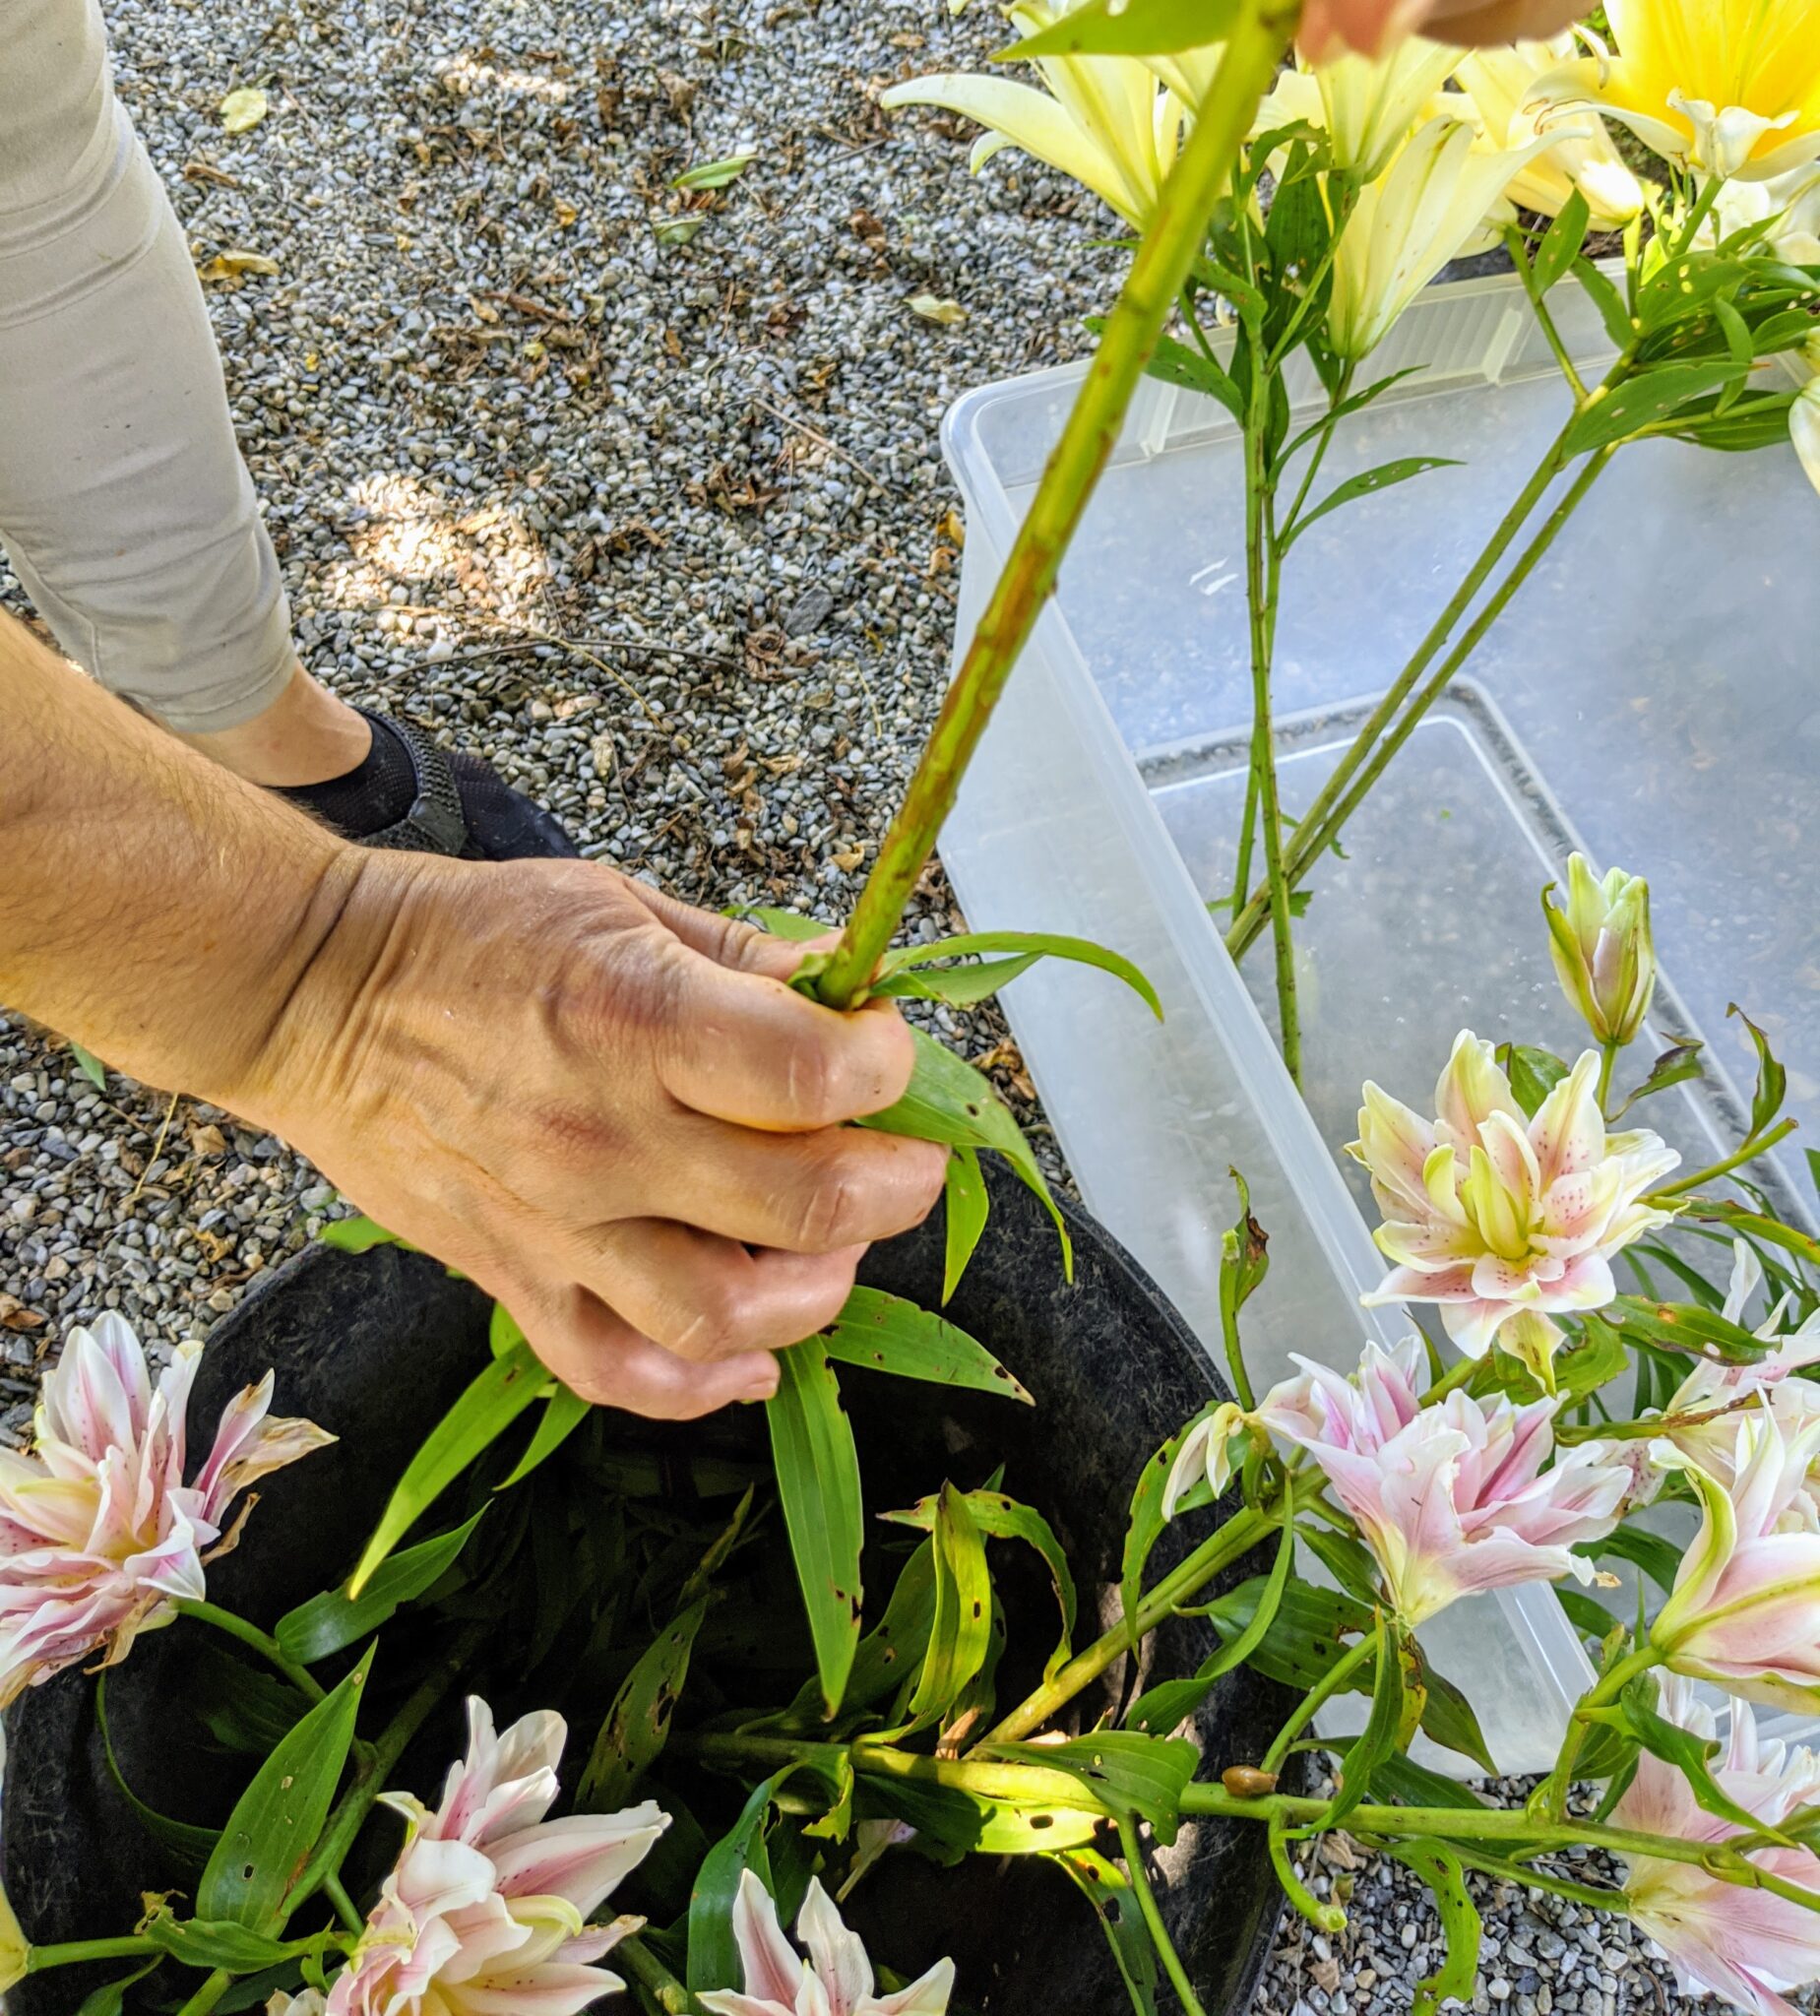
left=1541, top=852, right=1656, bottom=1047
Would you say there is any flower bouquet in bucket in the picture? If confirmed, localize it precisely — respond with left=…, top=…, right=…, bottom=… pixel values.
left=8, top=2, right=1820, bottom=2012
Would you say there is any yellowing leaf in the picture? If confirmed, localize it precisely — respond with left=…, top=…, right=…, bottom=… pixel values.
left=197, top=249, right=280, bottom=283
left=219, top=87, right=269, bottom=134
left=654, top=217, right=706, bottom=247
left=909, top=292, right=967, bottom=326
left=673, top=152, right=757, bottom=191
left=553, top=197, right=579, bottom=227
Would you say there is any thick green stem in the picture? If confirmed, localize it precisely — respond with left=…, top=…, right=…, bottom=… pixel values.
left=1597, top=1038, right=1621, bottom=1116
left=618, top=1935, right=699, bottom=2015
left=982, top=1496, right=1281, bottom=1744
left=174, top=1599, right=326, bottom=1704
left=1242, top=365, right=1300, bottom=1081
left=289, top=1624, right=487, bottom=1919
left=1222, top=416, right=1584, bottom=962
left=1536, top=1642, right=1659, bottom=1822
left=1116, top=1810, right=1211, bottom=2016
left=176, top=1970, right=233, bottom=2016
left=682, top=1731, right=1107, bottom=1813
left=25, top=1935, right=158, bottom=1972
left=813, top=2, right=1296, bottom=1008
left=1227, top=445, right=1613, bottom=961
left=1650, top=1118, right=1800, bottom=1200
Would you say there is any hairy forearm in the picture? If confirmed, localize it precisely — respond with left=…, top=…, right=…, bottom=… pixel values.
left=0, top=609, right=366, bottom=1105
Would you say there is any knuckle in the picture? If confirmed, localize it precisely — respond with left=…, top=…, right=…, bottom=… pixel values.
left=792, top=1158, right=863, bottom=1252
left=783, top=1036, right=840, bottom=1128
left=669, top=1278, right=751, bottom=1361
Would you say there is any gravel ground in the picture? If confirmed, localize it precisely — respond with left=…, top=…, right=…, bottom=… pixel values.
left=0, top=0, right=1717, bottom=2008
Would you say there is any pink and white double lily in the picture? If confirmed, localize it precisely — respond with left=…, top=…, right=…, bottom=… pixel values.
left=1613, top=1675, right=1820, bottom=2016
left=1349, top=1032, right=1678, bottom=1379
left=699, top=1869, right=955, bottom=2016
left=1184, top=1336, right=1629, bottom=1626
left=0, top=1312, right=333, bottom=1706
left=1653, top=1411, right=1820, bottom=1714
left=326, top=1698, right=666, bottom=2015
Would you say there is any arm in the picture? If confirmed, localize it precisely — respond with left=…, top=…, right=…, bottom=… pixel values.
left=0, top=609, right=946, bottom=1417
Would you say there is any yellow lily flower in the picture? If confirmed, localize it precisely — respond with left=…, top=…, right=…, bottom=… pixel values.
left=1330, top=114, right=1562, bottom=358
left=1453, top=39, right=1645, bottom=223
left=1792, top=335, right=1820, bottom=501
left=1526, top=0, right=1820, bottom=182
left=1312, top=35, right=1465, bottom=182
left=880, top=2, right=1187, bottom=230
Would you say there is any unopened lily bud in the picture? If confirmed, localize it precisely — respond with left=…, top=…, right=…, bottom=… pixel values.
left=1542, top=852, right=1656, bottom=1047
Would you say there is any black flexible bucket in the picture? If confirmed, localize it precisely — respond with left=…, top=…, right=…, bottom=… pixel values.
left=3, top=1172, right=1288, bottom=2014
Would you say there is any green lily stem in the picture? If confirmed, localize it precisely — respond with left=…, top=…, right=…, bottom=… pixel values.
left=1116, top=1810, right=1211, bottom=2016
left=176, top=1972, right=233, bottom=2016
left=1597, top=1038, right=1621, bottom=1117
left=287, top=1626, right=489, bottom=1929
left=1420, top=1838, right=1622, bottom=1912
left=173, top=1599, right=326, bottom=1705
left=326, top=1872, right=363, bottom=1937
left=25, top=1935, right=158, bottom=1972
left=1271, top=1806, right=1346, bottom=1931
left=1262, top=1634, right=1375, bottom=1777
left=618, top=1935, right=698, bottom=2015
left=1242, top=342, right=1301, bottom=1082
left=1535, top=1643, right=1659, bottom=1822
left=1506, top=226, right=1588, bottom=403
left=1227, top=442, right=1615, bottom=962
left=982, top=1493, right=1285, bottom=1744
left=812, top=0, right=1296, bottom=1009
left=1650, top=1118, right=1800, bottom=1200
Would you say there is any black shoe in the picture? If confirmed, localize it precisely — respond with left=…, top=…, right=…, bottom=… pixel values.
left=280, top=709, right=580, bottom=861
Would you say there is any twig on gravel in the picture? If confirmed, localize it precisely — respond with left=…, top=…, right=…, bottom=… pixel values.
left=744, top=392, right=884, bottom=490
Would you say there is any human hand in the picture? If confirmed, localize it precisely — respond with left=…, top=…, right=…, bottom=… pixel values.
left=1300, top=0, right=1579, bottom=57
left=230, top=854, right=947, bottom=1420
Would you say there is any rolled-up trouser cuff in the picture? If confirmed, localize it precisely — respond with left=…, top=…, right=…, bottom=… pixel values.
left=0, top=0, right=295, bottom=733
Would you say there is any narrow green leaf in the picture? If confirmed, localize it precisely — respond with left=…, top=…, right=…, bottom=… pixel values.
left=983, top=1733, right=1196, bottom=1845
left=320, top=1214, right=409, bottom=1255
left=1207, top=1574, right=1371, bottom=1690
left=854, top=1771, right=1101, bottom=1858
left=350, top=1341, right=548, bottom=1594
left=673, top=151, right=757, bottom=190
left=1618, top=1673, right=1795, bottom=1844
left=1372, top=1753, right=1490, bottom=1811
left=198, top=1648, right=371, bottom=1931
left=1730, top=1002, right=1788, bottom=1140
left=910, top=1482, right=992, bottom=1722
left=76, top=1963, right=159, bottom=2015
left=1285, top=458, right=1460, bottom=549
left=1679, top=1199, right=1820, bottom=1274
left=844, top=1541, right=939, bottom=1718
left=872, top=952, right=1042, bottom=1004
left=1218, top=1169, right=1269, bottom=1408
left=1416, top=1661, right=1498, bottom=1776
left=1611, top=1040, right=1704, bottom=1118
left=579, top=1597, right=708, bottom=1811
left=1668, top=386, right=1801, bottom=451
left=888, top=1486, right=1075, bottom=1682
left=1127, top=1493, right=1295, bottom=1732
left=1283, top=366, right=1424, bottom=461
left=1602, top=1293, right=1772, bottom=1364
left=68, top=1040, right=108, bottom=1091
left=820, top=1284, right=1031, bottom=1401
left=879, top=929, right=1161, bottom=1020
left=688, top=1775, right=783, bottom=1992
left=1052, top=1849, right=1161, bottom=2016
left=97, top=1670, right=220, bottom=1870
left=1563, top=359, right=1746, bottom=454
left=999, top=0, right=1237, bottom=58
left=1120, top=1401, right=1227, bottom=1643
left=1327, top=1613, right=1402, bottom=1827
left=1294, top=1520, right=1384, bottom=1607
left=1135, top=328, right=1244, bottom=423
left=735, top=904, right=832, bottom=941
left=1573, top=257, right=1636, bottom=348
left=277, top=1510, right=485, bottom=1664
left=1390, top=1842, right=1480, bottom=2016
left=767, top=1336, right=864, bottom=1717
left=1574, top=1524, right=1686, bottom=1595
left=498, top=1383, right=591, bottom=1489
left=860, top=1029, right=1072, bottom=1279
left=942, top=1146, right=989, bottom=1304
left=1531, top=189, right=1590, bottom=297
left=141, top=1912, right=295, bottom=1971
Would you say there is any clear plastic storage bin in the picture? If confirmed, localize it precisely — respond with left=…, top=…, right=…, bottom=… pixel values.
left=936, top=271, right=1819, bottom=1775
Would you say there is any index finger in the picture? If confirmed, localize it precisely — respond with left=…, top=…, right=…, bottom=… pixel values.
left=655, top=949, right=917, bottom=1131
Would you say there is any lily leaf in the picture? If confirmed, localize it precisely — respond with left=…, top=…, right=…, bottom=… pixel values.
left=498, top=1383, right=591, bottom=1489
left=1529, top=188, right=1590, bottom=298
left=1052, top=1849, right=1161, bottom=2016
left=860, top=1029, right=1072, bottom=1279
left=351, top=1340, right=549, bottom=1594
left=1285, top=457, right=1460, bottom=549
left=1611, top=1040, right=1704, bottom=1118
left=820, top=1285, right=1031, bottom=1401
left=1390, top=1842, right=1480, bottom=2016
left=942, top=1146, right=989, bottom=1304
left=877, top=929, right=1161, bottom=1020
left=198, top=1648, right=372, bottom=1931
left=68, top=1040, right=108, bottom=1091
left=578, top=1597, right=709, bottom=1811
left=1730, top=1002, right=1788, bottom=1140
left=1562, top=358, right=1746, bottom=455
left=981, top=1732, right=1197, bottom=1845
left=321, top=1215, right=411, bottom=1255
left=909, top=1482, right=993, bottom=1722
left=673, top=151, right=756, bottom=191
left=1326, top=1612, right=1402, bottom=1828
left=278, top=1510, right=485, bottom=1664
left=688, top=1775, right=784, bottom=1993
left=887, top=1486, right=1075, bottom=1681
left=873, top=953, right=1042, bottom=1004
left=768, top=1337, right=864, bottom=1717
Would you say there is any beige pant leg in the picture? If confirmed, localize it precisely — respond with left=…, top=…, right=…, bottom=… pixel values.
left=0, top=0, right=294, bottom=730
